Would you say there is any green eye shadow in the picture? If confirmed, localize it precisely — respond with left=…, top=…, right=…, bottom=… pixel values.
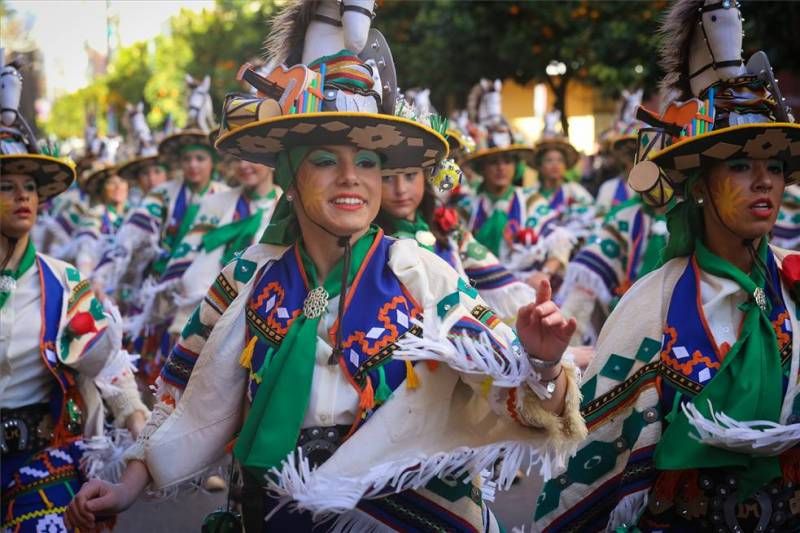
left=308, top=149, right=338, bottom=165
left=355, top=150, right=380, bottom=166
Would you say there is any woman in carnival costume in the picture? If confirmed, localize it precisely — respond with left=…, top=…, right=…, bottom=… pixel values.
left=73, top=163, right=130, bottom=276
left=0, top=109, right=149, bottom=532
left=772, top=183, right=800, bottom=250
left=556, top=101, right=667, bottom=347
left=531, top=113, right=593, bottom=213
left=67, top=2, right=586, bottom=531
left=536, top=2, right=800, bottom=531
left=164, top=158, right=281, bottom=342
left=461, top=81, right=575, bottom=287
left=376, top=156, right=537, bottom=323
left=91, top=75, right=228, bottom=305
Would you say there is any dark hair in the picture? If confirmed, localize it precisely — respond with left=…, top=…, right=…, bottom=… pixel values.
left=374, top=178, right=450, bottom=249
left=478, top=154, right=525, bottom=186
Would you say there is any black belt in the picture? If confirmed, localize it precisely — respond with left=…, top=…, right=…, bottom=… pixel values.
left=1, top=403, right=54, bottom=455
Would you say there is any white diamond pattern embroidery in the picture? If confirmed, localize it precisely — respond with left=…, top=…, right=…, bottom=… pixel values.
left=349, top=349, right=360, bottom=367
left=366, top=327, right=385, bottom=339
left=264, top=294, right=277, bottom=313
left=277, top=307, right=290, bottom=319
left=397, top=310, right=409, bottom=328
left=673, top=346, right=690, bottom=360
left=697, top=367, right=711, bottom=383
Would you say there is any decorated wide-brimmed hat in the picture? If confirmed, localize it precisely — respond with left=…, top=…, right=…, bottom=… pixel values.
left=81, top=161, right=119, bottom=197
left=215, top=3, right=448, bottom=179
left=531, top=110, right=579, bottom=169
left=628, top=0, right=800, bottom=208
left=460, top=79, right=536, bottom=169
left=117, top=146, right=164, bottom=182
left=0, top=152, right=75, bottom=203
left=158, top=128, right=214, bottom=163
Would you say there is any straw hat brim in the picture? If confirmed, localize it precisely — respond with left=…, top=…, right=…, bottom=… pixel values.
left=215, top=111, right=449, bottom=176
left=463, top=145, right=537, bottom=169
left=117, top=155, right=163, bottom=182
left=649, top=122, right=800, bottom=185
left=158, top=130, right=214, bottom=162
left=532, top=138, right=579, bottom=169
left=0, top=154, right=75, bottom=203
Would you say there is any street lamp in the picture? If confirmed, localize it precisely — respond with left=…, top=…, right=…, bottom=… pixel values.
left=546, top=60, right=567, bottom=77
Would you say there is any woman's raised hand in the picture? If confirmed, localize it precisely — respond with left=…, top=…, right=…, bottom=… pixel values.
left=515, top=278, right=577, bottom=362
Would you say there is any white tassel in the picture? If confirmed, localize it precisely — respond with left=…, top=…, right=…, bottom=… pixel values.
left=683, top=400, right=800, bottom=456
left=264, top=435, right=574, bottom=519
left=394, top=312, right=531, bottom=388
left=80, top=429, right=135, bottom=483
left=556, top=261, right=614, bottom=307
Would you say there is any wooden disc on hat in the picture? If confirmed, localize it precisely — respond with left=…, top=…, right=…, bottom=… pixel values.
left=628, top=160, right=674, bottom=207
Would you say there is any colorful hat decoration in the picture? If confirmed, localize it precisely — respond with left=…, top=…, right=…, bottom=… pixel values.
left=0, top=55, right=74, bottom=202
left=531, top=110, right=579, bottom=169
left=628, top=0, right=800, bottom=208
left=462, top=78, right=536, bottom=168
left=214, top=0, right=450, bottom=188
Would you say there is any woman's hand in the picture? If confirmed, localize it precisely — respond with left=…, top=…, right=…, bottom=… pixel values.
left=66, top=459, right=151, bottom=530
left=516, top=278, right=577, bottom=362
left=65, top=480, right=136, bottom=530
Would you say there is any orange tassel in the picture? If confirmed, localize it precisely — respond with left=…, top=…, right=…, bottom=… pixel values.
left=405, top=360, right=419, bottom=389
left=239, top=336, right=258, bottom=369
left=425, top=360, right=440, bottom=372
left=359, top=377, right=375, bottom=410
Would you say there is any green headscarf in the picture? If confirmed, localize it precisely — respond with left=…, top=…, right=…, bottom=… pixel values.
left=259, top=147, right=312, bottom=246
left=660, top=174, right=704, bottom=265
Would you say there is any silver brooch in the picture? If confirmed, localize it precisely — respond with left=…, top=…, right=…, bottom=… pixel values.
left=415, top=230, right=436, bottom=247
left=0, top=275, right=16, bottom=293
left=753, top=287, right=767, bottom=311
left=303, top=286, right=329, bottom=319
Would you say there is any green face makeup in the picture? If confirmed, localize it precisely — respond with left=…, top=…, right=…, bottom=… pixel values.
left=307, top=149, right=338, bottom=167
left=354, top=150, right=380, bottom=168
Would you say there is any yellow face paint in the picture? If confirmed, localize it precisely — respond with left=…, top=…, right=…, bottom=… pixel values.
left=709, top=174, right=748, bottom=225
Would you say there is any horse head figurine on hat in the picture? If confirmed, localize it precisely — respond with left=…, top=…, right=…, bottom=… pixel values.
left=660, top=0, right=746, bottom=100
left=185, top=74, right=216, bottom=132
left=467, top=78, right=512, bottom=148
left=126, top=102, right=154, bottom=149
left=0, top=52, right=38, bottom=154
left=619, top=89, right=643, bottom=129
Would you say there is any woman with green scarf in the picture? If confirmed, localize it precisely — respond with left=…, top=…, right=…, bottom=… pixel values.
left=376, top=166, right=537, bottom=323
left=536, top=2, right=800, bottom=530
left=91, top=122, right=229, bottom=387
left=166, top=159, right=280, bottom=339
left=67, top=7, right=586, bottom=531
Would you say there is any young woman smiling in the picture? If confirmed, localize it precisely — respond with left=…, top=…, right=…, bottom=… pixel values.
left=67, top=9, right=586, bottom=529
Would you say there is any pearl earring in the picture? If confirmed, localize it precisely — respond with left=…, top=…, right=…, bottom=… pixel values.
left=286, top=193, right=294, bottom=202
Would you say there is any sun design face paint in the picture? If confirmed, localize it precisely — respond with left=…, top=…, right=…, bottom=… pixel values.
left=709, top=172, right=748, bottom=226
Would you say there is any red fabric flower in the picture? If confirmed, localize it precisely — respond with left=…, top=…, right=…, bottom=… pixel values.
left=782, top=254, right=800, bottom=284
left=67, top=311, right=97, bottom=337
left=516, top=227, right=538, bottom=246
left=434, top=206, right=459, bottom=233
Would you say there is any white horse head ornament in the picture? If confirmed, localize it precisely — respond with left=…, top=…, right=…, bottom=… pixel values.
left=689, top=0, right=745, bottom=96
left=620, top=89, right=643, bottom=126
left=127, top=101, right=154, bottom=149
left=302, top=0, right=376, bottom=64
left=661, top=0, right=745, bottom=98
left=185, top=74, right=215, bottom=132
left=0, top=58, right=23, bottom=128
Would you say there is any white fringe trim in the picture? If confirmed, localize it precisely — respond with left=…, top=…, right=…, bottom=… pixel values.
left=683, top=400, right=800, bottom=456
left=394, top=312, right=532, bottom=388
left=265, top=436, right=568, bottom=520
left=557, top=261, right=613, bottom=306
left=605, top=489, right=648, bottom=532
left=81, top=428, right=135, bottom=483
left=478, top=281, right=537, bottom=324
